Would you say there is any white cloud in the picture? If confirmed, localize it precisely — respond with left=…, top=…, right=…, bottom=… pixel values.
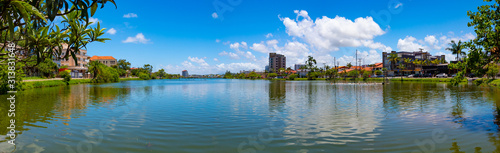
left=395, top=3, right=403, bottom=9
left=89, top=17, right=100, bottom=25
left=216, top=39, right=221, bottom=43
left=280, top=10, right=386, bottom=51
left=212, top=12, right=218, bottom=19
left=218, top=51, right=240, bottom=59
left=397, top=36, right=426, bottom=51
left=107, top=28, right=117, bottom=35
left=123, top=13, right=138, bottom=18
left=122, top=33, right=150, bottom=44
left=250, top=42, right=269, bottom=53
left=265, top=33, right=273, bottom=38
left=337, top=50, right=382, bottom=66
left=229, top=42, right=248, bottom=51
left=213, top=58, right=219, bottom=61
left=435, top=52, right=456, bottom=63
left=188, top=56, right=209, bottom=67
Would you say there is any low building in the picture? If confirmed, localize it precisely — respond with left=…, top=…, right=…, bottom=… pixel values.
left=382, top=51, right=446, bottom=76
left=294, top=64, right=306, bottom=70
left=59, top=44, right=90, bottom=78
left=90, top=56, right=117, bottom=67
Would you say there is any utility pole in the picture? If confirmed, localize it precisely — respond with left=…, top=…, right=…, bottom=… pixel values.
left=356, top=49, right=358, bottom=71
left=334, top=57, right=336, bottom=69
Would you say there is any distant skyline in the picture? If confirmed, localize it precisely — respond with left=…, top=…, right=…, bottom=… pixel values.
left=84, top=0, right=487, bottom=74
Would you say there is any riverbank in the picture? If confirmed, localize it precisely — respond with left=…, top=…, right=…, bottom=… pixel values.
left=22, top=77, right=142, bottom=90
left=473, top=78, right=500, bottom=87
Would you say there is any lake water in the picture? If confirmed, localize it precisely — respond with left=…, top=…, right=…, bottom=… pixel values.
left=1, top=79, right=500, bottom=152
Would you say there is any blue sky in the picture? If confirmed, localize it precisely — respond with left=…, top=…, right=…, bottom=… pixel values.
left=84, top=0, right=488, bottom=74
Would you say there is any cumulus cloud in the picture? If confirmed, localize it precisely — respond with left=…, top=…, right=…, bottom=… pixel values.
left=122, top=33, right=150, bottom=44
left=123, top=13, right=138, bottom=18
left=397, top=36, right=425, bottom=51
left=219, top=51, right=240, bottom=59
left=213, top=58, right=219, bottom=61
left=212, top=12, right=219, bottom=19
left=188, top=56, right=209, bottom=67
left=107, top=28, right=116, bottom=35
left=280, top=10, right=387, bottom=51
left=229, top=42, right=248, bottom=51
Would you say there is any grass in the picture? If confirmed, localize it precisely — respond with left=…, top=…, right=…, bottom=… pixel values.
left=24, top=79, right=92, bottom=90
left=23, top=76, right=47, bottom=80
left=473, top=78, right=500, bottom=87
left=22, top=77, right=144, bottom=91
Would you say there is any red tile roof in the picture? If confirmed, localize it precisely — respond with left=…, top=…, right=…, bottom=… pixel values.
left=90, top=55, right=116, bottom=60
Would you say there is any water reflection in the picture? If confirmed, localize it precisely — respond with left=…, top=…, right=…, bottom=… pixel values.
left=4, top=80, right=500, bottom=152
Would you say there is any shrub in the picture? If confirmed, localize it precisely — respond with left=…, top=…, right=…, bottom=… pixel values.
left=89, top=61, right=120, bottom=83
left=267, top=73, right=277, bottom=79
left=139, top=72, right=151, bottom=80
left=362, top=72, right=370, bottom=80
left=60, top=70, right=71, bottom=85
left=288, top=74, right=298, bottom=80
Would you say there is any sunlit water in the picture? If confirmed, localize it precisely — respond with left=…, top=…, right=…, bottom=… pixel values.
left=1, top=79, right=500, bottom=152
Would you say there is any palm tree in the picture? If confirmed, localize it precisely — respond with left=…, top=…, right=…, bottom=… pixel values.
left=413, top=59, right=422, bottom=74
left=88, top=61, right=101, bottom=80
left=388, top=53, right=400, bottom=75
left=445, top=40, right=466, bottom=61
left=403, top=58, right=412, bottom=76
left=398, top=64, right=406, bottom=81
left=306, top=56, right=317, bottom=71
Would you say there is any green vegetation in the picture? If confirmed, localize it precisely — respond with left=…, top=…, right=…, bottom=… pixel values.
left=138, top=72, right=151, bottom=80
left=60, top=70, right=71, bottom=85
left=24, top=79, right=92, bottom=90
left=449, top=0, right=500, bottom=86
left=88, top=61, right=120, bottom=83
left=112, top=59, right=131, bottom=77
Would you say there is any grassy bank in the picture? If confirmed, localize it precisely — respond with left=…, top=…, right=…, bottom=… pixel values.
left=473, top=78, right=500, bottom=87
left=22, top=77, right=143, bottom=90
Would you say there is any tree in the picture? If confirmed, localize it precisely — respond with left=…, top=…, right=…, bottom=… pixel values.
left=347, top=62, right=352, bottom=69
left=486, top=63, right=499, bottom=79
left=446, top=40, right=466, bottom=61
left=398, top=64, right=406, bottom=81
left=88, top=60, right=119, bottom=83
left=267, top=73, right=277, bottom=79
left=143, top=64, right=153, bottom=74
left=114, top=59, right=131, bottom=77
left=305, top=56, right=317, bottom=71
left=223, top=71, right=233, bottom=79
left=60, top=70, right=71, bottom=85
left=388, top=53, right=400, bottom=73
left=157, top=69, right=167, bottom=79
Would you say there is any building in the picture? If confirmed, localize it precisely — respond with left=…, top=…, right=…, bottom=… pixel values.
left=382, top=51, right=446, bottom=75
left=294, top=64, right=306, bottom=70
left=59, top=44, right=90, bottom=78
left=269, top=53, right=286, bottom=73
left=182, top=70, right=189, bottom=77
left=90, top=56, right=117, bottom=67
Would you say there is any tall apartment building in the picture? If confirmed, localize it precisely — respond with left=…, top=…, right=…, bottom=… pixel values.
left=59, top=44, right=90, bottom=78
left=182, top=70, right=189, bottom=77
left=90, top=56, right=117, bottom=67
left=269, top=53, right=286, bottom=72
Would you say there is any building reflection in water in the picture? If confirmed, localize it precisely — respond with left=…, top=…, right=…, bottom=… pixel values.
left=268, top=81, right=384, bottom=146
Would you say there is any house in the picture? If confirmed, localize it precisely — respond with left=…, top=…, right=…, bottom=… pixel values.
left=90, top=56, right=117, bottom=67
left=59, top=44, right=90, bottom=78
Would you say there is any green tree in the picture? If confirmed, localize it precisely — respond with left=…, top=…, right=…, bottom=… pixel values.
left=157, top=69, right=167, bottom=79
left=347, top=62, right=352, bottom=69
left=486, top=63, right=499, bottom=79
left=267, top=73, right=277, bottom=79
left=114, top=59, right=131, bottom=77
left=223, top=71, right=233, bottom=79
left=60, top=70, right=71, bottom=85
left=143, top=64, right=153, bottom=74
left=287, top=74, right=298, bottom=80
left=388, top=53, right=400, bottom=72
left=88, top=60, right=119, bottom=83
left=446, top=40, right=466, bottom=61
left=306, top=56, right=317, bottom=71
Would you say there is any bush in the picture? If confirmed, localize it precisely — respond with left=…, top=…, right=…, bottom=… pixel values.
left=486, top=63, right=499, bottom=79
left=89, top=61, right=120, bottom=83
left=139, top=72, right=150, bottom=80
left=362, top=72, right=370, bottom=80
left=60, top=70, right=71, bottom=85
left=288, top=74, right=298, bottom=80
left=375, top=70, right=382, bottom=75
left=267, top=73, right=277, bottom=79
left=307, top=72, right=320, bottom=80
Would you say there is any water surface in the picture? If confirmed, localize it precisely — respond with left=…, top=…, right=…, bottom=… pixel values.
left=0, top=79, right=499, bottom=152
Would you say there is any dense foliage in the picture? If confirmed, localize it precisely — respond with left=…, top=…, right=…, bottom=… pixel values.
left=88, top=61, right=119, bottom=83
